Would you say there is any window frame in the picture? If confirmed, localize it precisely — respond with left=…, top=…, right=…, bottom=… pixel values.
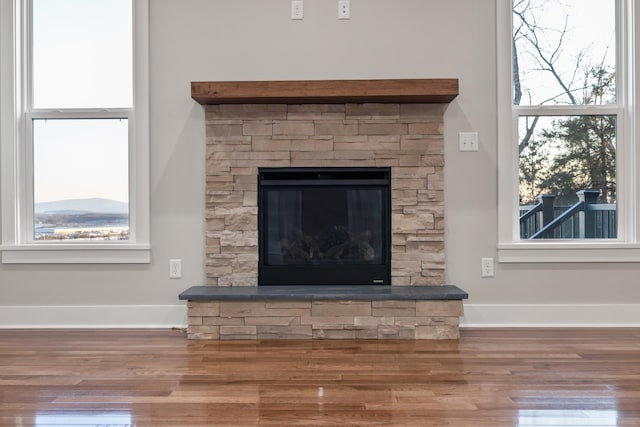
left=0, top=0, right=150, bottom=263
left=496, top=0, right=640, bottom=262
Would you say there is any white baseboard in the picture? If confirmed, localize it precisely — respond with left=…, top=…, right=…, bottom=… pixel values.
left=0, top=304, right=187, bottom=328
left=2, top=303, right=638, bottom=329
left=461, top=303, right=640, bottom=327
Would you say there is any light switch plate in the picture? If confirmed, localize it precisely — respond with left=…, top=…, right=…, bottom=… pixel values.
left=459, top=132, right=479, bottom=151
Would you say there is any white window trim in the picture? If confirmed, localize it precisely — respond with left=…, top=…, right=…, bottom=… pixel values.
left=496, top=0, right=640, bottom=263
left=0, top=0, right=150, bottom=263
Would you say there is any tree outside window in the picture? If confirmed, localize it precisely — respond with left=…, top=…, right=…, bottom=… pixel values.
left=513, top=0, right=618, bottom=239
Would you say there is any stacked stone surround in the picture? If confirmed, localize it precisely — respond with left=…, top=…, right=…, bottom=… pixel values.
left=187, top=299, right=462, bottom=340
left=187, top=101, right=461, bottom=340
left=205, top=102, right=446, bottom=287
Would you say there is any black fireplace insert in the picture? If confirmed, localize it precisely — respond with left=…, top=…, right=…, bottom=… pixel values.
left=258, top=167, right=391, bottom=285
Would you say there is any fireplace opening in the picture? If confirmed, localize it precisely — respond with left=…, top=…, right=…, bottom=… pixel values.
left=258, top=167, right=391, bottom=285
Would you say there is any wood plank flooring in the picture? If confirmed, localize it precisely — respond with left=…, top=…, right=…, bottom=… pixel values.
left=0, top=328, right=639, bottom=426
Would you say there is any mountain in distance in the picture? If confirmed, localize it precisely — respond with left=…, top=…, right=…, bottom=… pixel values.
left=35, top=198, right=128, bottom=215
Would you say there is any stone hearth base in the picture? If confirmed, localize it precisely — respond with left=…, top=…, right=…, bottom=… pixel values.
left=180, top=285, right=467, bottom=340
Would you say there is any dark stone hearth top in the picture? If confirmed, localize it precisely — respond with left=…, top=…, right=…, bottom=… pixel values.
left=179, top=285, right=468, bottom=301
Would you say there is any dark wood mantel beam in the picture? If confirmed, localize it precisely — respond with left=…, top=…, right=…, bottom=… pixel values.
left=191, top=79, right=458, bottom=105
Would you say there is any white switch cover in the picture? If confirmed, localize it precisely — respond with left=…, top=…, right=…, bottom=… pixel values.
left=291, top=0, right=303, bottom=19
left=459, top=132, right=479, bottom=151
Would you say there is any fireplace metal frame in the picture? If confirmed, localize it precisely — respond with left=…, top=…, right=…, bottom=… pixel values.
left=257, top=167, right=391, bottom=286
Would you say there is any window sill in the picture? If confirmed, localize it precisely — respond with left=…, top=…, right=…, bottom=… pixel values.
left=0, top=244, right=151, bottom=264
left=497, top=242, right=640, bottom=263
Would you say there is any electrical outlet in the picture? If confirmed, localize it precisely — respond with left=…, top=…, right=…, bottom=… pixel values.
left=291, top=0, right=303, bottom=19
left=169, top=259, right=182, bottom=279
left=338, top=0, right=350, bottom=19
left=459, top=132, right=479, bottom=152
left=481, top=257, right=494, bottom=278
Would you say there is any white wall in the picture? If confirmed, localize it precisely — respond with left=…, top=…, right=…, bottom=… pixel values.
left=1, top=0, right=639, bottom=327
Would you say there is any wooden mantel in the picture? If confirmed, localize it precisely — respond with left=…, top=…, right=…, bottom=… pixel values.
left=191, top=78, right=458, bottom=105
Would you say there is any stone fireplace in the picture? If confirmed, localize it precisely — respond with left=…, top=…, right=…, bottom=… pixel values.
left=204, top=101, right=448, bottom=287
left=180, top=79, right=467, bottom=339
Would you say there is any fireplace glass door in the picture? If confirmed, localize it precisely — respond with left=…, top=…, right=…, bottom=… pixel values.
left=258, top=168, right=391, bottom=285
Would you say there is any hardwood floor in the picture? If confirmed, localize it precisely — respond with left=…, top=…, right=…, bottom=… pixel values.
left=0, top=328, right=639, bottom=426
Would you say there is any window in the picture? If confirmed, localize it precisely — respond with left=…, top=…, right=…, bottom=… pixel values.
left=0, top=0, right=150, bottom=263
left=497, top=0, right=640, bottom=262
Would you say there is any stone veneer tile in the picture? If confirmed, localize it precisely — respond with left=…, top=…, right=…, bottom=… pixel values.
left=392, top=212, right=435, bottom=233
left=420, top=155, right=445, bottom=168
left=358, top=122, right=407, bottom=136
left=188, top=316, right=203, bottom=326
left=391, top=178, right=428, bottom=190
left=355, top=329, right=379, bottom=339
left=372, top=301, right=416, bottom=308
left=374, top=159, right=401, bottom=167
left=392, top=166, right=432, bottom=178
left=251, top=137, right=291, bottom=152
left=345, top=103, right=400, bottom=119
left=287, top=104, right=346, bottom=120
left=416, top=301, right=464, bottom=317
left=219, top=326, right=257, bottom=340
left=187, top=302, right=220, bottom=317
left=202, top=316, right=244, bottom=326
left=300, top=315, right=355, bottom=328
left=243, top=121, right=273, bottom=136
left=399, top=103, right=445, bottom=118
left=391, top=277, right=412, bottom=286
left=220, top=301, right=309, bottom=317
left=207, top=192, right=244, bottom=205
left=311, top=301, right=372, bottom=317
left=394, top=317, right=459, bottom=327
left=188, top=325, right=220, bottom=339
left=378, top=326, right=415, bottom=339
left=408, top=121, right=444, bottom=135
left=188, top=332, right=220, bottom=340
left=256, top=326, right=312, bottom=339
left=206, top=124, right=244, bottom=138
left=415, top=325, right=459, bottom=339
left=265, top=301, right=312, bottom=309
left=290, top=139, right=334, bottom=151
left=244, top=316, right=300, bottom=326
left=412, top=274, right=446, bottom=287
left=313, top=329, right=357, bottom=339
left=406, top=240, right=444, bottom=253
left=400, top=137, right=444, bottom=154
left=427, top=173, right=445, bottom=190
left=322, top=159, right=376, bottom=167
left=334, top=140, right=400, bottom=152
left=206, top=104, right=287, bottom=121
left=273, top=121, right=315, bottom=136
left=314, top=121, right=358, bottom=136
left=371, top=307, right=416, bottom=317
left=205, top=265, right=233, bottom=277
left=217, top=275, right=257, bottom=287
left=243, top=191, right=257, bottom=207
left=352, top=316, right=395, bottom=327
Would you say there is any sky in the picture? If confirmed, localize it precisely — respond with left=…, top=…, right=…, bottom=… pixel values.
left=31, top=0, right=132, bottom=204
left=33, top=118, right=129, bottom=204
left=514, top=0, right=617, bottom=106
